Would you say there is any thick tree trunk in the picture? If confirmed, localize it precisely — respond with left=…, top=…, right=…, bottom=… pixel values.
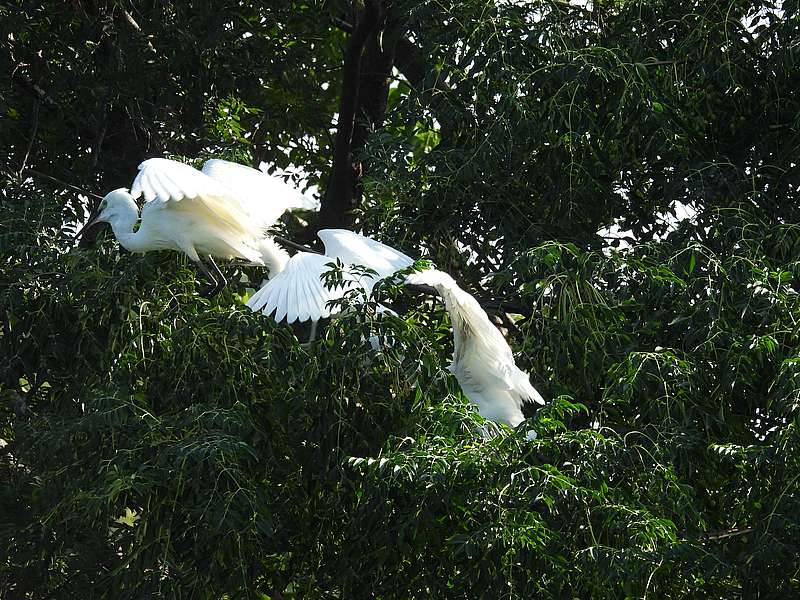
left=318, top=11, right=464, bottom=235
left=317, top=0, right=382, bottom=232
left=318, top=3, right=463, bottom=234
left=348, top=17, right=404, bottom=210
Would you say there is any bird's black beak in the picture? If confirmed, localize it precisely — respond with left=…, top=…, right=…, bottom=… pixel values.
left=74, top=213, right=99, bottom=240
left=74, top=209, right=107, bottom=248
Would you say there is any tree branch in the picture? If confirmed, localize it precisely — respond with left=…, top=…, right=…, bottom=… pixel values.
left=331, top=19, right=447, bottom=97
left=698, top=527, right=755, bottom=542
left=120, top=8, right=157, bottom=54
left=27, top=169, right=103, bottom=199
left=392, top=34, right=457, bottom=143
left=330, top=15, right=457, bottom=146
left=273, top=235, right=322, bottom=255
left=88, top=106, right=108, bottom=175
left=348, top=15, right=404, bottom=208
left=331, top=16, right=353, bottom=33
left=11, top=72, right=59, bottom=111
left=19, top=100, right=41, bottom=176
left=393, top=37, right=427, bottom=89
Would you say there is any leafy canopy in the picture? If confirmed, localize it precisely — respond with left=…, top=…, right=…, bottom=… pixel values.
left=1, top=0, right=799, bottom=598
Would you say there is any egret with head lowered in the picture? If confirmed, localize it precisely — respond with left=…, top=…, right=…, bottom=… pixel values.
left=76, top=158, right=314, bottom=295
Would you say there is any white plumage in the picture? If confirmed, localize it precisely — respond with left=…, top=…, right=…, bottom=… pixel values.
left=405, top=269, right=544, bottom=435
left=78, top=158, right=314, bottom=294
left=246, top=229, right=415, bottom=323
left=200, top=159, right=318, bottom=228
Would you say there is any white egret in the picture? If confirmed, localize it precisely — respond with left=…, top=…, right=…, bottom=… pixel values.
left=77, top=158, right=313, bottom=295
left=246, top=228, right=416, bottom=324
left=405, top=269, right=544, bottom=437
left=246, top=229, right=543, bottom=434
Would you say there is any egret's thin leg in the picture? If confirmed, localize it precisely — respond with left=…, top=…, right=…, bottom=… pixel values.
left=195, top=259, right=218, bottom=297
left=207, top=255, right=227, bottom=296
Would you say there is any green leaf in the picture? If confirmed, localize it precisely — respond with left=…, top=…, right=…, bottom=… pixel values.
left=114, top=507, right=140, bottom=528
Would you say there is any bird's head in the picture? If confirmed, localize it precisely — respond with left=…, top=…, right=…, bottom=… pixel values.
left=75, top=189, right=137, bottom=243
left=91, top=189, right=137, bottom=224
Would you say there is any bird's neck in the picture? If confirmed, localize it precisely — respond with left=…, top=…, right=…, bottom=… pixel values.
left=108, top=208, right=144, bottom=253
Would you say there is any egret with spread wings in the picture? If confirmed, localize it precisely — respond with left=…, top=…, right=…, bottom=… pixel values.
left=246, top=228, right=416, bottom=324
left=77, top=158, right=313, bottom=295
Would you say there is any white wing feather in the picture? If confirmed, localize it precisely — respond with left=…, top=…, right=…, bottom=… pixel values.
left=246, top=253, right=361, bottom=323
left=201, top=159, right=316, bottom=229
left=405, top=269, right=544, bottom=429
left=132, top=158, right=230, bottom=203
left=130, top=158, right=267, bottom=263
left=247, top=230, right=416, bottom=324
left=319, top=229, right=415, bottom=288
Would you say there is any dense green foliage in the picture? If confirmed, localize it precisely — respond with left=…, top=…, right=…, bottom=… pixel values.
left=2, top=0, right=799, bottom=598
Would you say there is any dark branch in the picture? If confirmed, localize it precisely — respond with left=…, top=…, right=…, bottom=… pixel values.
left=11, top=72, right=59, bottom=111
left=393, top=37, right=427, bottom=89
left=331, top=17, right=354, bottom=33
left=406, top=283, right=532, bottom=318
left=332, top=18, right=445, bottom=96
left=89, top=106, right=108, bottom=175
left=273, top=235, right=323, bottom=255
left=478, top=299, right=532, bottom=318
left=393, top=33, right=457, bottom=143
left=330, top=16, right=457, bottom=146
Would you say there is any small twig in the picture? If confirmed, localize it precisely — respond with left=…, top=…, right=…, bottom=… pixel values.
left=27, top=169, right=104, bottom=199
left=89, top=107, right=109, bottom=175
left=121, top=8, right=157, bottom=53
left=641, top=58, right=690, bottom=67
left=19, top=100, right=41, bottom=176
left=699, top=527, right=754, bottom=542
left=331, top=16, right=354, bottom=33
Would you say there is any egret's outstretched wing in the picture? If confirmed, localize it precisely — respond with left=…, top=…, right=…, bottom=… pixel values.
left=319, top=229, right=415, bottom=287
left=246, top=253, right=361, bottom=323
left=201, top=159, right=316, bottom=229
left=130, top=158, right=265, bottom=263
left=406, top=270, right=512, bottom=368
left=406, top=269, right=544, bottom=426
